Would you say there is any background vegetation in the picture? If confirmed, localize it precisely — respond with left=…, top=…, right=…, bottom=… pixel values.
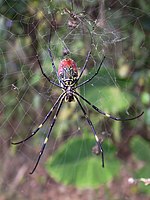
left=0, top=0, right=150, bottom=199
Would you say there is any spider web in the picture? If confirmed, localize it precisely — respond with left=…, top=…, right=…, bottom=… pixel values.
left=0, top=0, right=147, bottom=199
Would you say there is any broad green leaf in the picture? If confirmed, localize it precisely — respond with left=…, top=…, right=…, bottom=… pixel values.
left=81, top=85, right=132, bottom=114
left=45, top=135, right=121, bottom=188
left=80, top=68, right=133, bottom=114
left=130, top=135, right=150, bottom=163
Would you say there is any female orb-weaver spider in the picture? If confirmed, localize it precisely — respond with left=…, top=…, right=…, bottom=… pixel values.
left=12, top=48, right=144, bottom=174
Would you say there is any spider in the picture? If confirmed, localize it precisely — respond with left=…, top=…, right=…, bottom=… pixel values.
left=12, top=46, right=144, bottom=174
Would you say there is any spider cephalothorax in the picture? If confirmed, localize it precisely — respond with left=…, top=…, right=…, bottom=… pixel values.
left=12, top=46, right=144, bottom=174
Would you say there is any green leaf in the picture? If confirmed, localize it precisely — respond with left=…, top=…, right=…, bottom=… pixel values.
left=80, top=68, right=133, bottom=114
left=81, top=85, right=132, bottom=114
left=97, top=86, right=132, bottom=113
left=45, top=135, right=121, bottom=188
left=130, top=135, right=150, bottom=163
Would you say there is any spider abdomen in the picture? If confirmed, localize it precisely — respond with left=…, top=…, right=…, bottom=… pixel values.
left=58, top=58, right=78, bottom=84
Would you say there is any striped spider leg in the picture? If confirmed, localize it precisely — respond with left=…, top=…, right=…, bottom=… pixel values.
left=29, top=94, right=66, bottom=174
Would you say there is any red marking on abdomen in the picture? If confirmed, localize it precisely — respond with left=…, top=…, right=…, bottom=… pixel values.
left=58, top=58, right=78, bottom=76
